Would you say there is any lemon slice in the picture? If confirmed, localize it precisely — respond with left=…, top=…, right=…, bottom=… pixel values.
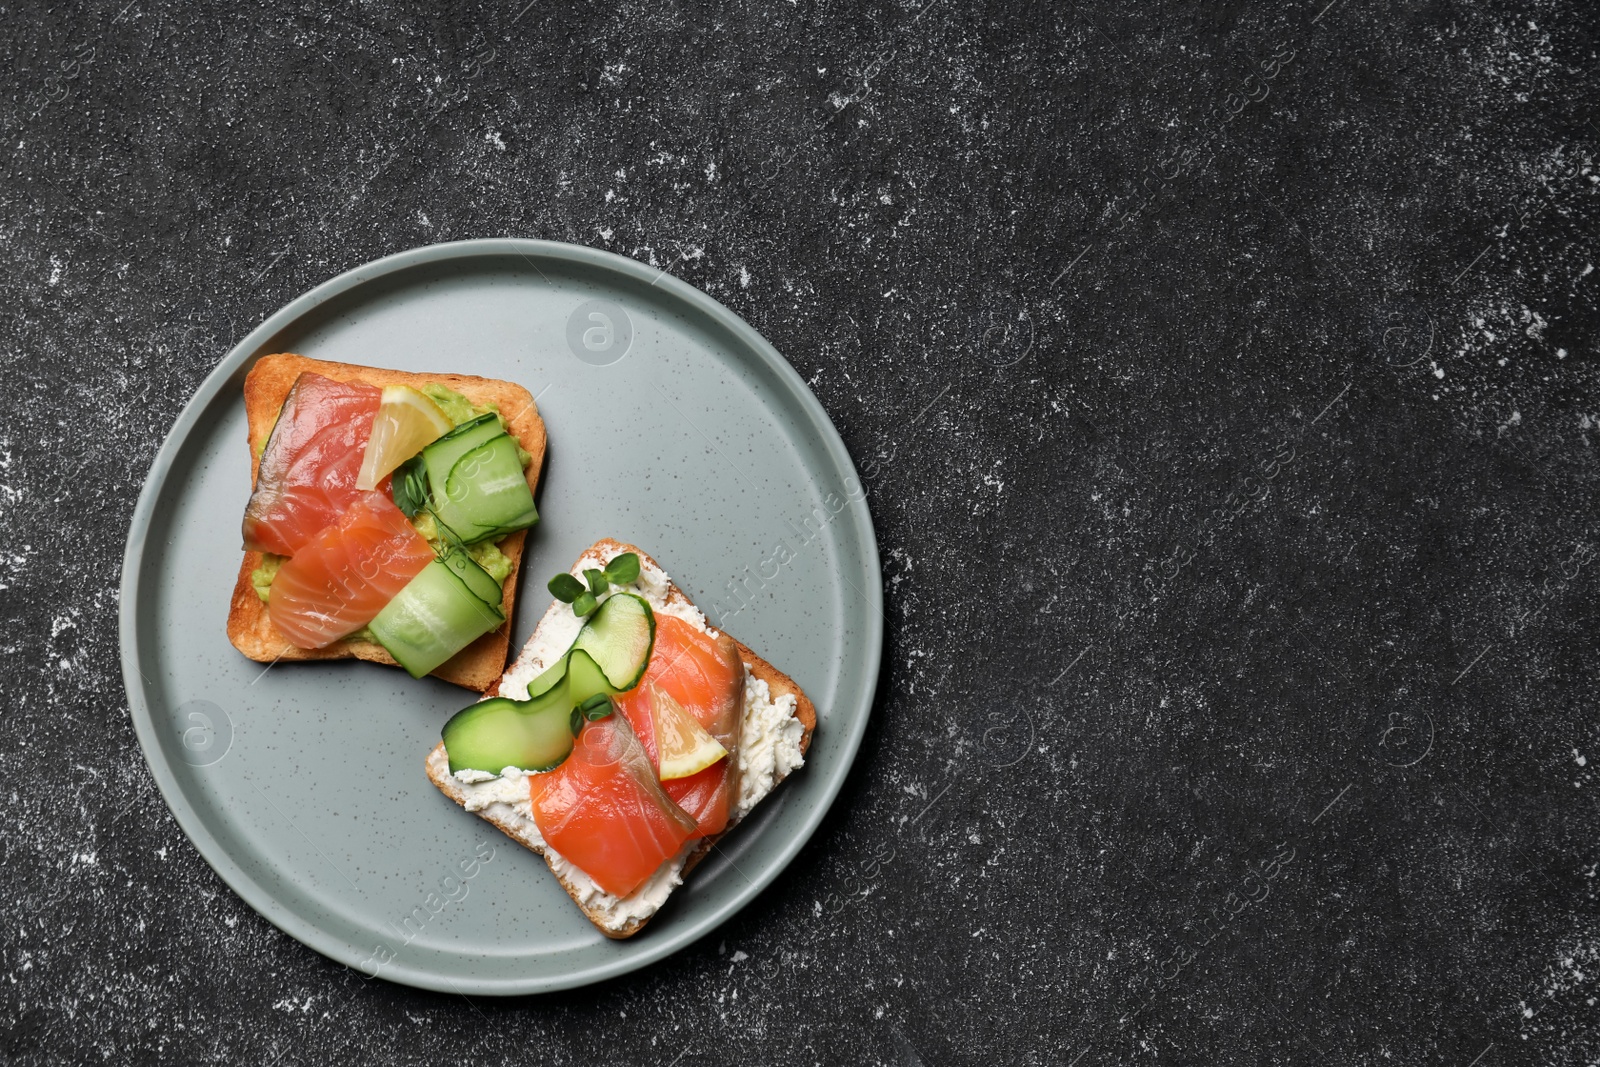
left=356, top=385, right=454, bottom=490
left=651, top=684, right=728, bottom=780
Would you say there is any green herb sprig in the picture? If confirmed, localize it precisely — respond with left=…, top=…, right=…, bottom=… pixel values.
left=568, top=692, right=615, bottom=736
left=548, top=552, right=641, bottom=617
left=390, top=455, right=431, bottom=518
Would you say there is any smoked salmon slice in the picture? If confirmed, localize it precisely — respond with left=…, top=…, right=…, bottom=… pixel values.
left=528, top=714, right=698, bottom=898
left=267, top=493, right=434, bottom=649
left=615, top=614, right=744, bottom=838
left=242, top=372, right=384, bottom=556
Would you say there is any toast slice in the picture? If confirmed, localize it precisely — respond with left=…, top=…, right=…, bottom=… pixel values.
left=425, top=538, right=817, bottom=938
left=226, top=353, right=548, bottom=692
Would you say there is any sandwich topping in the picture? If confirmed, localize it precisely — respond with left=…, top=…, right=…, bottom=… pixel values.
left=526, top=713, right=700, bottom=899
left=242, top=372, right=384, bottom=557
left=266, top=493, right=434, bottom=649
left=443, top=549, right=804, bottom=930
left=241, top=371, right=538, bottom=677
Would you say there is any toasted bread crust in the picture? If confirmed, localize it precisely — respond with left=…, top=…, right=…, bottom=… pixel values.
left=424, top=538, right=815, bottom=938
left=225, top=353, right=548, bottom=692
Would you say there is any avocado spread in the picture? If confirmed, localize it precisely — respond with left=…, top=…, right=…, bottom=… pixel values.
left=250, top=554, right=285, bottom=600
left=423, top=384, right=532, bottom=468
left=421, top=383, right=489, bottom=426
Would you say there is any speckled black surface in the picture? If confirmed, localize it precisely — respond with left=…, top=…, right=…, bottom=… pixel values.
left=5, top=0, right=1599, bottom=1063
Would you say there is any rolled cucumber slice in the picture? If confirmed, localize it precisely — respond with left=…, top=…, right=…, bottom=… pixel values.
left=440, top=547, right=503, bottom=608
left=368, top=559, right=505, bottom=679
left=434, top=435, right=538, bottom=543
left=526, top=593, right=655, bottom=698
left=573, top=593, right=655, bottom=690
left=414, top=412, right=538, bottom=545
left=442, top=649, right=614, bottom=774
left=421, top=414, right=502, bottom=489
left=442, top=595, right=656, bottom=774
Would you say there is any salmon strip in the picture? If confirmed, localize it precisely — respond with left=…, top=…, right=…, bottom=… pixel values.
left=614, top=614, right=744, bottom=837
left=267, top=493, right=434, bottom=649
left=528, top=714, right=697, bottom=898
left=242, top=372, right=384, bottom=556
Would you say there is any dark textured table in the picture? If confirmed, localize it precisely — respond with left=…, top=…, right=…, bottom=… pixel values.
left=6, top=1, right=1599, bottom=1063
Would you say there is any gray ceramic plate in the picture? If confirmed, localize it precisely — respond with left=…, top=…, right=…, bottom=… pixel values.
left=120, top=239, right=882, bottom=995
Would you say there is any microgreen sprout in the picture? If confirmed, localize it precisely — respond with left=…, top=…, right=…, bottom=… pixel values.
left=547, top=553, right=642, bottom=618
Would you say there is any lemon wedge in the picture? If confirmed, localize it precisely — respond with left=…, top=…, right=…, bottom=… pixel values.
left=651, top=684, right=728, bottom=780
left=356, top=385, right=454, bottom=491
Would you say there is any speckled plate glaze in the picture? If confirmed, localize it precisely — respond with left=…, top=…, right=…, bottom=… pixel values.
left=119, top=239, right=882, bottom=995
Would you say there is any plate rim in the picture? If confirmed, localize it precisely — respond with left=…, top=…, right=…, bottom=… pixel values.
left=118, top=237, right=883, bottom=995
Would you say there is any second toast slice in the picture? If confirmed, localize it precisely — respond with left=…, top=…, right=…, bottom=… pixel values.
left=425, top=538, right=816, bottom=937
